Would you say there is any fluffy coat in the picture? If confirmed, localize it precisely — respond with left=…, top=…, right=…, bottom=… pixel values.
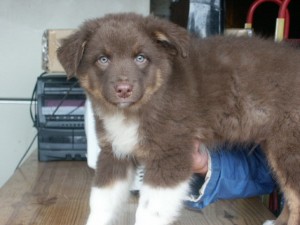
left=57, top=13, right=300, bottom=225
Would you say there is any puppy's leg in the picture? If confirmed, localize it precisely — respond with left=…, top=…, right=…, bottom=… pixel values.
left=263, top=205, right=289, bottom=225
left=283, top=192, right=300, bottom=225
left=135, top=154, right=192, bottom=225
left=86, top=150, right=135, bottom=225
left=265, top=156, right=300, bottom=225
left=264, top=118, right=300, bottom=225
left=135, top=181, right=190, bottom=225
left=276, top=204, right=289, bottom=225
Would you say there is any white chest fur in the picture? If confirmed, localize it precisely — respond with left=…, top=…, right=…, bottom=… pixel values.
left=102, top=113, right=139, bottom=159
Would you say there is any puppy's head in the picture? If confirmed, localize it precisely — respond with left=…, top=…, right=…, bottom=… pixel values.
left=57, top=13, right=189, bottom=110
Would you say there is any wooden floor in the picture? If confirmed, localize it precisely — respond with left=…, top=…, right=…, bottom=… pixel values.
left=0, top=151, right=275, bottom=225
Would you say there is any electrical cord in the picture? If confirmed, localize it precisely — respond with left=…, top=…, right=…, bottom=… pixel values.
left=15, top=74, right=80, bottom=171
left=15, top=133, right=38, bottom=170
left=30, top=72, right=48, bottom=124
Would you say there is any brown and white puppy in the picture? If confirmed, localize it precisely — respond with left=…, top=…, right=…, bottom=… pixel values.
left=57, top=13, right=300, bottom=225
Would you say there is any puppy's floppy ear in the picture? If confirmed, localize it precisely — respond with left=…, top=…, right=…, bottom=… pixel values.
left=145, top=16, right=190, bottom=58
left=57, top=20, right=98, bottom=78
left=57, top=31, right=85, bottom=78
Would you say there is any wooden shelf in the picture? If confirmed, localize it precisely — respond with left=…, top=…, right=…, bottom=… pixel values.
left=0, top=151, right=275, bottom=225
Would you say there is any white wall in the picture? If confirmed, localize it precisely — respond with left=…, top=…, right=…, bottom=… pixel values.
left=0, top=0, right=149, bottom=187
left=0, top=102, right=37, bottom=187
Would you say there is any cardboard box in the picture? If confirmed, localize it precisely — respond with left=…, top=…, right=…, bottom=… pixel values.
left=42, top=29, right=75, bottom=73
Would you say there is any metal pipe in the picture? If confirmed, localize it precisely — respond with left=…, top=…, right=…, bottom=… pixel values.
left=245, top=0, right=290, bottom=39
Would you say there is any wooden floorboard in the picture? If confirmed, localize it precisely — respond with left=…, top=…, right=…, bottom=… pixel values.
left=0, top=151, right=275, bottom=225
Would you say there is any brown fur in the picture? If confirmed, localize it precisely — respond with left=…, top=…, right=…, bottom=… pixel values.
left=57, top=13, right=300, bottom=225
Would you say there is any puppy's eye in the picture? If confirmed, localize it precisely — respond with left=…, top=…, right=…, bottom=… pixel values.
left=98, top=56, right=109, bottom=64
left=135, top=54, right=147, bottom=64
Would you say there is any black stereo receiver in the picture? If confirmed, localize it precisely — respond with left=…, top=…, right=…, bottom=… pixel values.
left=35, top=74, right=87, bottom=161
left=36, top=75, right=86, bottom=128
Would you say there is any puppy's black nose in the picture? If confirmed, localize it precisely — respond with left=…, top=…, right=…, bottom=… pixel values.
left=115, top=83, right=133, bottom=98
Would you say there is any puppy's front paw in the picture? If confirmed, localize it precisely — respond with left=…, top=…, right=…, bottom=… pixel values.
left=263, top=220, right=275, bottom=225
left=135, top=182, right=189, bottom=225
left=135, top=203, right=175, bottom=225
left=86, top=213, right=110, bottom=225
left=87, top=183, right=131, bottom=225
